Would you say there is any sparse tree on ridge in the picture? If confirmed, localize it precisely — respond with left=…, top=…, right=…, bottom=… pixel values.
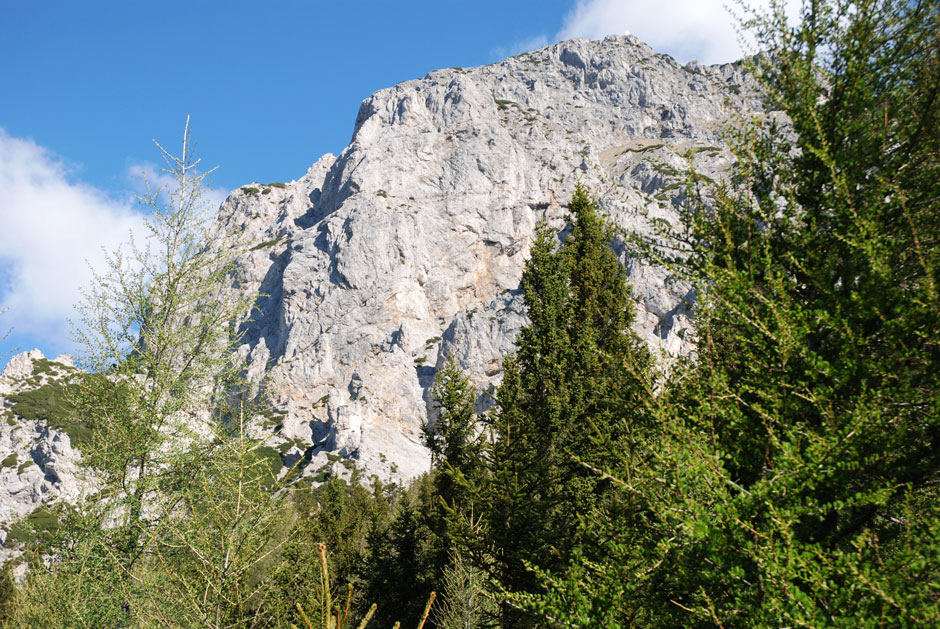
left=0, top=309, right=13, bottom=364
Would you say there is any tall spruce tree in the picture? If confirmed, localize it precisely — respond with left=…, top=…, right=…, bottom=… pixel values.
left=441, top=185, right=653, bottom=626
left=427, top=357, right=484, bottom=511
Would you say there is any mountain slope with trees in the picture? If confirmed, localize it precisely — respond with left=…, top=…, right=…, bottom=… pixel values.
left=2, top=0, right=938, bottom=625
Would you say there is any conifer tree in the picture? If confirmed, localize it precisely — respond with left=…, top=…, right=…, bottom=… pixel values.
left=12, top=120, right=280, bottom=626
left=441, top=185, right=653, bottom=625
left=526, top=1, right=940, bottom=625
left=426, top=357, right=483, bottom=510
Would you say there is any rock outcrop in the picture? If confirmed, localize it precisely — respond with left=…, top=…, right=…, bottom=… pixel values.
left=0, top=351, right=89, bottom=560
left=0, top=37, right=761, bottom=536
left=215, top=35, right=758, bottom=482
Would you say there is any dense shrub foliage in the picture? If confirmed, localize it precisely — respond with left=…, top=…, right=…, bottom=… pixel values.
left=517, top=0, right=940, bottom=625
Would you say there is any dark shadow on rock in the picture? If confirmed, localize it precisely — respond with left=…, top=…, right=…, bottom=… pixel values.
left=238, top=246, right=291, bottom=363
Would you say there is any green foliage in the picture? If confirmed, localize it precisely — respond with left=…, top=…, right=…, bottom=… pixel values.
left=7, top=378, right=95, bottom=448
left=13, top=428, right=297, bottom=627
left=10, top=120, right=275, bottom=626
left=651, top=163, right=679, bottom=177
left=5, top=506, right=61, bottom=547
left=425, top=358, right=481, bottom=510
left=253, top=445, right=285, bottom=480
left=142, top=432, right=291, bottom=626
left=276, top=437, right=306, bottom=455
left=9, top=459, right=443, bottom=626
left=662, top=1, right=939, bottom=621
left=249, top=236, right=287, bottom=251
left=264, top=474, right=443, bottom=627
left=27, top=358, right=70, bottom=379
left=0, top=565, right=15, bottom=626
left=13, top=540, right=129, bottom=628
left=362, top=473, right=447, bottom=627
left=432, top=550, right=497, bottom=629
left=526, top=0, right=940, bottom=625
left=435, top=185, right=654, bottom=625
left=622, top=142, right=664, bottom=153
left=0, top=453, right=16, bottom=468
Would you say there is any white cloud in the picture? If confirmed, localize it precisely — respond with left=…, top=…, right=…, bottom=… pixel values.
left=0, top=130, right=146, bottom=351
left=0, top=133, right=232, bottom=356
left=501, top=0, right=801, bottom=66
left=557, top=0, right=801, bottom=65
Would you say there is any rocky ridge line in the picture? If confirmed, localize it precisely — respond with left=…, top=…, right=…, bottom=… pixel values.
left=216, top=34, right=759, bottom=481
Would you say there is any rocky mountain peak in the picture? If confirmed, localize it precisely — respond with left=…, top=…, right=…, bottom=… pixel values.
left=216, top=35, right=757, bottom=482
left=0, top=350, right=88, bottom=557
left=0, top=37, right=759, bottom=536
left=1, top=350, right=75, bottom=397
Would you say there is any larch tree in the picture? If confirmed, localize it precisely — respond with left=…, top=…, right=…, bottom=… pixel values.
left=14, top=119, right=292, bottom=627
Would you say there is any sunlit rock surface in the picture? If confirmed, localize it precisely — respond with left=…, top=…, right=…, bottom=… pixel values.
left=215, top=35, right=757, bottom=482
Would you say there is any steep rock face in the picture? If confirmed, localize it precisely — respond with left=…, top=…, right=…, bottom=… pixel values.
left=216, top=35, right=759, bottom=482
left=0, top=351, right=88, bottom=549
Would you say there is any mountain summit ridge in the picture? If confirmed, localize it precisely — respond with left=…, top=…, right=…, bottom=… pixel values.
left=0, top=36, right=758, bottom=529
left=214, top=34, right=757, bottom=481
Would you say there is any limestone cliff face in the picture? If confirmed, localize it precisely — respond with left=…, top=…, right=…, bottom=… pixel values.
left=215, top=35, right=759, bottom=482
left=0, top=37, right=760, bottom=532
left=0, top=351, right=89, bottom=560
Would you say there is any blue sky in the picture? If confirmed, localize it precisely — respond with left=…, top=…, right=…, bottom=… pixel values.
left=0, top=0, right=793, bottom=368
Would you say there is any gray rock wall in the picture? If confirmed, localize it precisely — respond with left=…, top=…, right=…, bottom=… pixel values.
left=0, top=37, right=762, bottom=532
left=218, top=35, right=759, bottom=482
left=0, top=351, right=90, bottom=562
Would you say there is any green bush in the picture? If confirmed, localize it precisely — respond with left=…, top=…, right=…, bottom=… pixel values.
left=494, top=98, right=519, bottom=111
left=249, top=236, right=286, bottom=251
left=252, top=445, right=284, bottom=481
left=6, top=506, right=61, bottom=547
left=7, top=379, right=94, bottom=448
